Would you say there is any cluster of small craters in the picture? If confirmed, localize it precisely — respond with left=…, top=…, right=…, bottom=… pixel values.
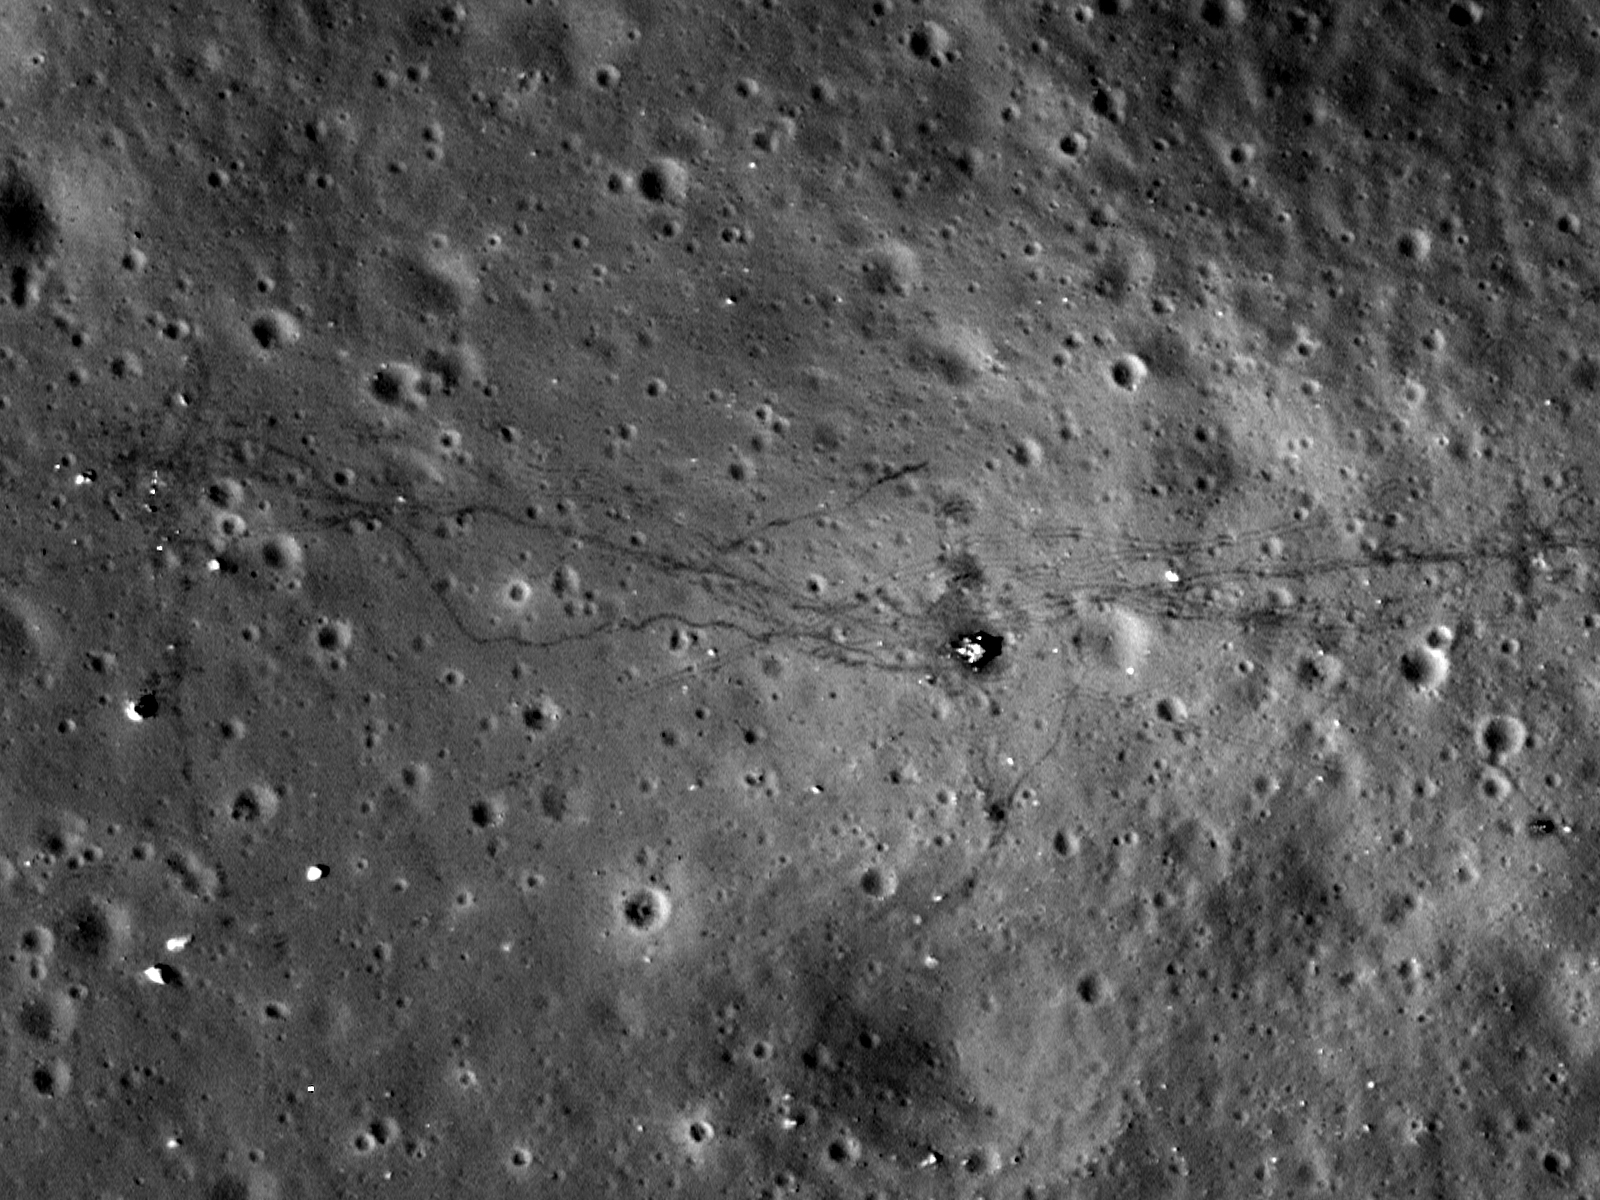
left=201, top=475, right=308, bottom=591
left=344, top=1114, right=404, bottom=1159
left=1474, top=711, right=1529, bottom=805
left=308, top=614, right=356, bottom=669
left=0, top=830, right=239, bottom=1119
left=367, top=358, right=431, bottom=409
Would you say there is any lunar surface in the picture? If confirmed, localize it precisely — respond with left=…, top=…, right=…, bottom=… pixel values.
left=1, top=0, right=1599, bottom=1196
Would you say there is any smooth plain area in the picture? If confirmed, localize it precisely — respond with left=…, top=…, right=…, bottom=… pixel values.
left=0, top=1, right=1596, bottom=1197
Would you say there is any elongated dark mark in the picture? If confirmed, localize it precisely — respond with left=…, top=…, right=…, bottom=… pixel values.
left=714, top=458, right=931, bottom=554
left=35, top=414, right=1597, bottom=708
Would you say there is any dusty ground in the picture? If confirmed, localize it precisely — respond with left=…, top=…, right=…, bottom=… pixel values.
left=0, top=0, right=1598, bottom=1197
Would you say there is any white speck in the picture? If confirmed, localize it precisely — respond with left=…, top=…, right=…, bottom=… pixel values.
left=164, top=934, right=191, bottom=952
left=123, top=700, right=144, bottom=722
left=305, top=864, right=326, bottom=881
left=143, top=966, right=166, bottom=984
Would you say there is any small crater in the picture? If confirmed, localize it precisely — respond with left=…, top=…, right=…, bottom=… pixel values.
left=1399, top=643, right=1449, bottom=689
left=421, top=338, right=486, bottom=393
left=1198, top=0, right=1246, bottom=26
left=1077, top=971, right=1109, bottom=1005
left=1475, top=713, right=1527, bottom=762
left=0, top=163, right=58, bottom=261
left=207, top=1168, right=284, bottom=1200
left=29, top=1057, right=71, bottom=1098
left=59, top=895, right=133, bottom=961
left=907, top=19, right=954, bottom=64
left=229, top=782, right=282, bottom=825
left=826, top=1135, right=861, bottom=1163
left=522, top=694, right=563, bottom=732
left=17, top=990, right=78, bottom=1042
left=1109, top=353, right=1149, bottom=392
left=0, top=591, right=62, bottom=685
left=539, top=781, right=574, bottom=822
left=313, top=617, right=355, bottom=653
left=1478, top=767, right=1513, bottom=803
left=861, top=240, right=922, bottom=296
left=249, top=307, right=302, bottom=351
left=469, top=794, right=508, bottom=829
left=638, top=157, right=689, bottom=204
left=18, top=924, right=53, bottom=956
left=859, top=865, right=897, bottom=899
left=506, top=1143, right=534, bottom=1173
left=1154, top=695, right=1188, bottom=722
left=1396, top=227, right=1433, bottom=263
